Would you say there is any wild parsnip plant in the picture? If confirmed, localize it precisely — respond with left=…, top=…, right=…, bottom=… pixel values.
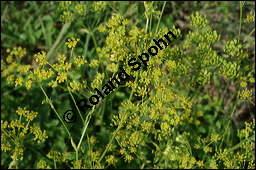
left=1, top=1, right=255, bottom=169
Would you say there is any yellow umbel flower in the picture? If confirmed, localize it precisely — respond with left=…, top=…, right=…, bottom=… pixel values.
left=65, top=37, right=80, bottom=48
left=188, top=11, right=208, bottom=28
left=25, top=80, right=33, bottom=90
left=6, top=46, right=27, bottom=60
left=89, top=135, right=98, bottom=145
left=124, top=154, right=133, bottom=163
left=6, top=55, right=14, bottom=64
left=16, top=107, right=38, bottom=122
left=91, top=72, right=104, bottom=89
left=57, top=54, right=66, bottom=64
left=203, top=146, right=212, bottom=153
left=105, top=155, right=117, bottom=166
left=34, top=51, right=47, bottom=66
left=240, top=81, right=247, bottom=87
left=30, top=124, right=48, bottom=143
left=15, top=77, right=23, bottom=87
left=1, top=107, right=48, bottom=168
left=89, top=59, right=100, bottom=68
left=239, top=88, right=253, bottom=100
left=56, top=72, right=68, bottom=83
left=74, top=55, right=87, bottom=67
left=244, top=11, right=255, bottom=23
left=6, top=75, right=15, bottom=85
left=37, top=160, right=51, bottom=169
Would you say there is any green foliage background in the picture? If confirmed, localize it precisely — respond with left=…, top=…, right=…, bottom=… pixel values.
left=1, top=1, right=255, bottom=169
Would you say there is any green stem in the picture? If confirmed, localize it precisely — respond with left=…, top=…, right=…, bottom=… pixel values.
left=77, top=106, right=95, bottom=150
left=47, top=23, right=71, bottom=59
left=91, top=32, right=98, bottom=49
left=96, top=124, right=122, bottom=166
left=38, top=16, right=49, bottom=47
left=243, top=28, right=255, bottom=42
left=249, top=99, right=255, bottom=106
left=2, top=129, right=13, bottom=141
left=219, top=92, right=239, bottom=149
left=156, top=1, right=166, bottom=33
left=83, top=32, right=91, bottom=57
left=65, top=40, right=84, bottom=124
left=75, top=151, right=78, bottom=168
left=97, top=102, right=134, bottom=166
left=129, top=70, right=140, bottom=101
left=70, top=47, right=74, bottom=58
left=227, top=135, right=255, bottom=152
left=100, top=97, right=107, bottom=127
left=107, top=1, right=119, bottom=14
left=8, top=155, right=18, bottom=169
left=86, top=134, right=93, bottom=168
left=146, top=17, right=149, bottom=33
left=74, top=106, right=95, bottom=168
left=53, top=157, right=57, bottom=169
left=56, top=84, right=83, bottom=99
left=238, top=1, right=243, bottom=43
left=67, top=90, right=85, bottom=123
left=38, top=84, right=71, bottom=138
left=149, top=13, right=152, bottom=33
left=91, top=31, right=105, bottom=74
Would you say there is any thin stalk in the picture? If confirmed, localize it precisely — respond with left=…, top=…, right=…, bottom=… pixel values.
left=156, top=1, right=166, bottom=33
left=1, top=129, right=13, bottom=141
left=91, top=31, right=105, bottom=74
left=8, top=155, right=18, bottom=169
left=227, top=135, right=255, bottom=152
left=70, top=47, right=74, bottom=58
left=96, top=124, right=123, bottom=166
left=100, top=96, right=107, bottom=127
left=96, top=103, right=133, bottom=166
left=47, top=23, right=70, bottom=59
left=77, top=106, right=95, bottom=150
left=66, top=45, right=84, bottom=122
left=74, top=106, right=95, bottom=168
left=249, top=99, right=255, bottom=106
left=86, top=133, right=92, bottom=169
left=91, top=31, right=98, bottom=49
left=97, top=103, right=134, bottom=166
left=75, top=151, right=79, bottom=168
left=107, top=1, right=119, bottom=14
left=38, top=16, right=49, bottom=47
left=146, top=17, right=149, bottom=33
left=67, top=90, right=85, bottom=123
left=53, top=158, right=57, bottom=169
left=243, top=28, right=255, bottom=42
left=83, top=32, right=91, bottom=57
left=149, top=12, right=152, bottom=33
left=219, top=92, right=239, bottom=149
left=129, top=70, right=140, bottom=100
left=38, top=84, right=71, bottom=137
left=238, top=1, right=243, bottom=43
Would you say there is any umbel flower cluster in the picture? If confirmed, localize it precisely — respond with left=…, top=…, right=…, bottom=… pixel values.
left=1, top=107, right=48, bottom=169
left=94, top=12, right=254, bottom=168
left=1, top=2, right=255, bottom=168
left=76, top=30, right=177, bottom=116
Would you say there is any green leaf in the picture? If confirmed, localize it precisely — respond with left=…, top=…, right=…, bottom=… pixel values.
left=42, top=15, right=52, bottom=21
left=45, top=119, right=60, bottom=128
left=35, top=30, right=43, bottom=39
left=66, top=152, right=76, bottom=160
left=69, top=70, right=82, bottom=80
left=46, top=23, right=53, bottom=32
left=34, top=21, right=41, bottom=30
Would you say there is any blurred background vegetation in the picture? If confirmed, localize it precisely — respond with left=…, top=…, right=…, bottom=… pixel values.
left=1, top=1, right=255, bottom=168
